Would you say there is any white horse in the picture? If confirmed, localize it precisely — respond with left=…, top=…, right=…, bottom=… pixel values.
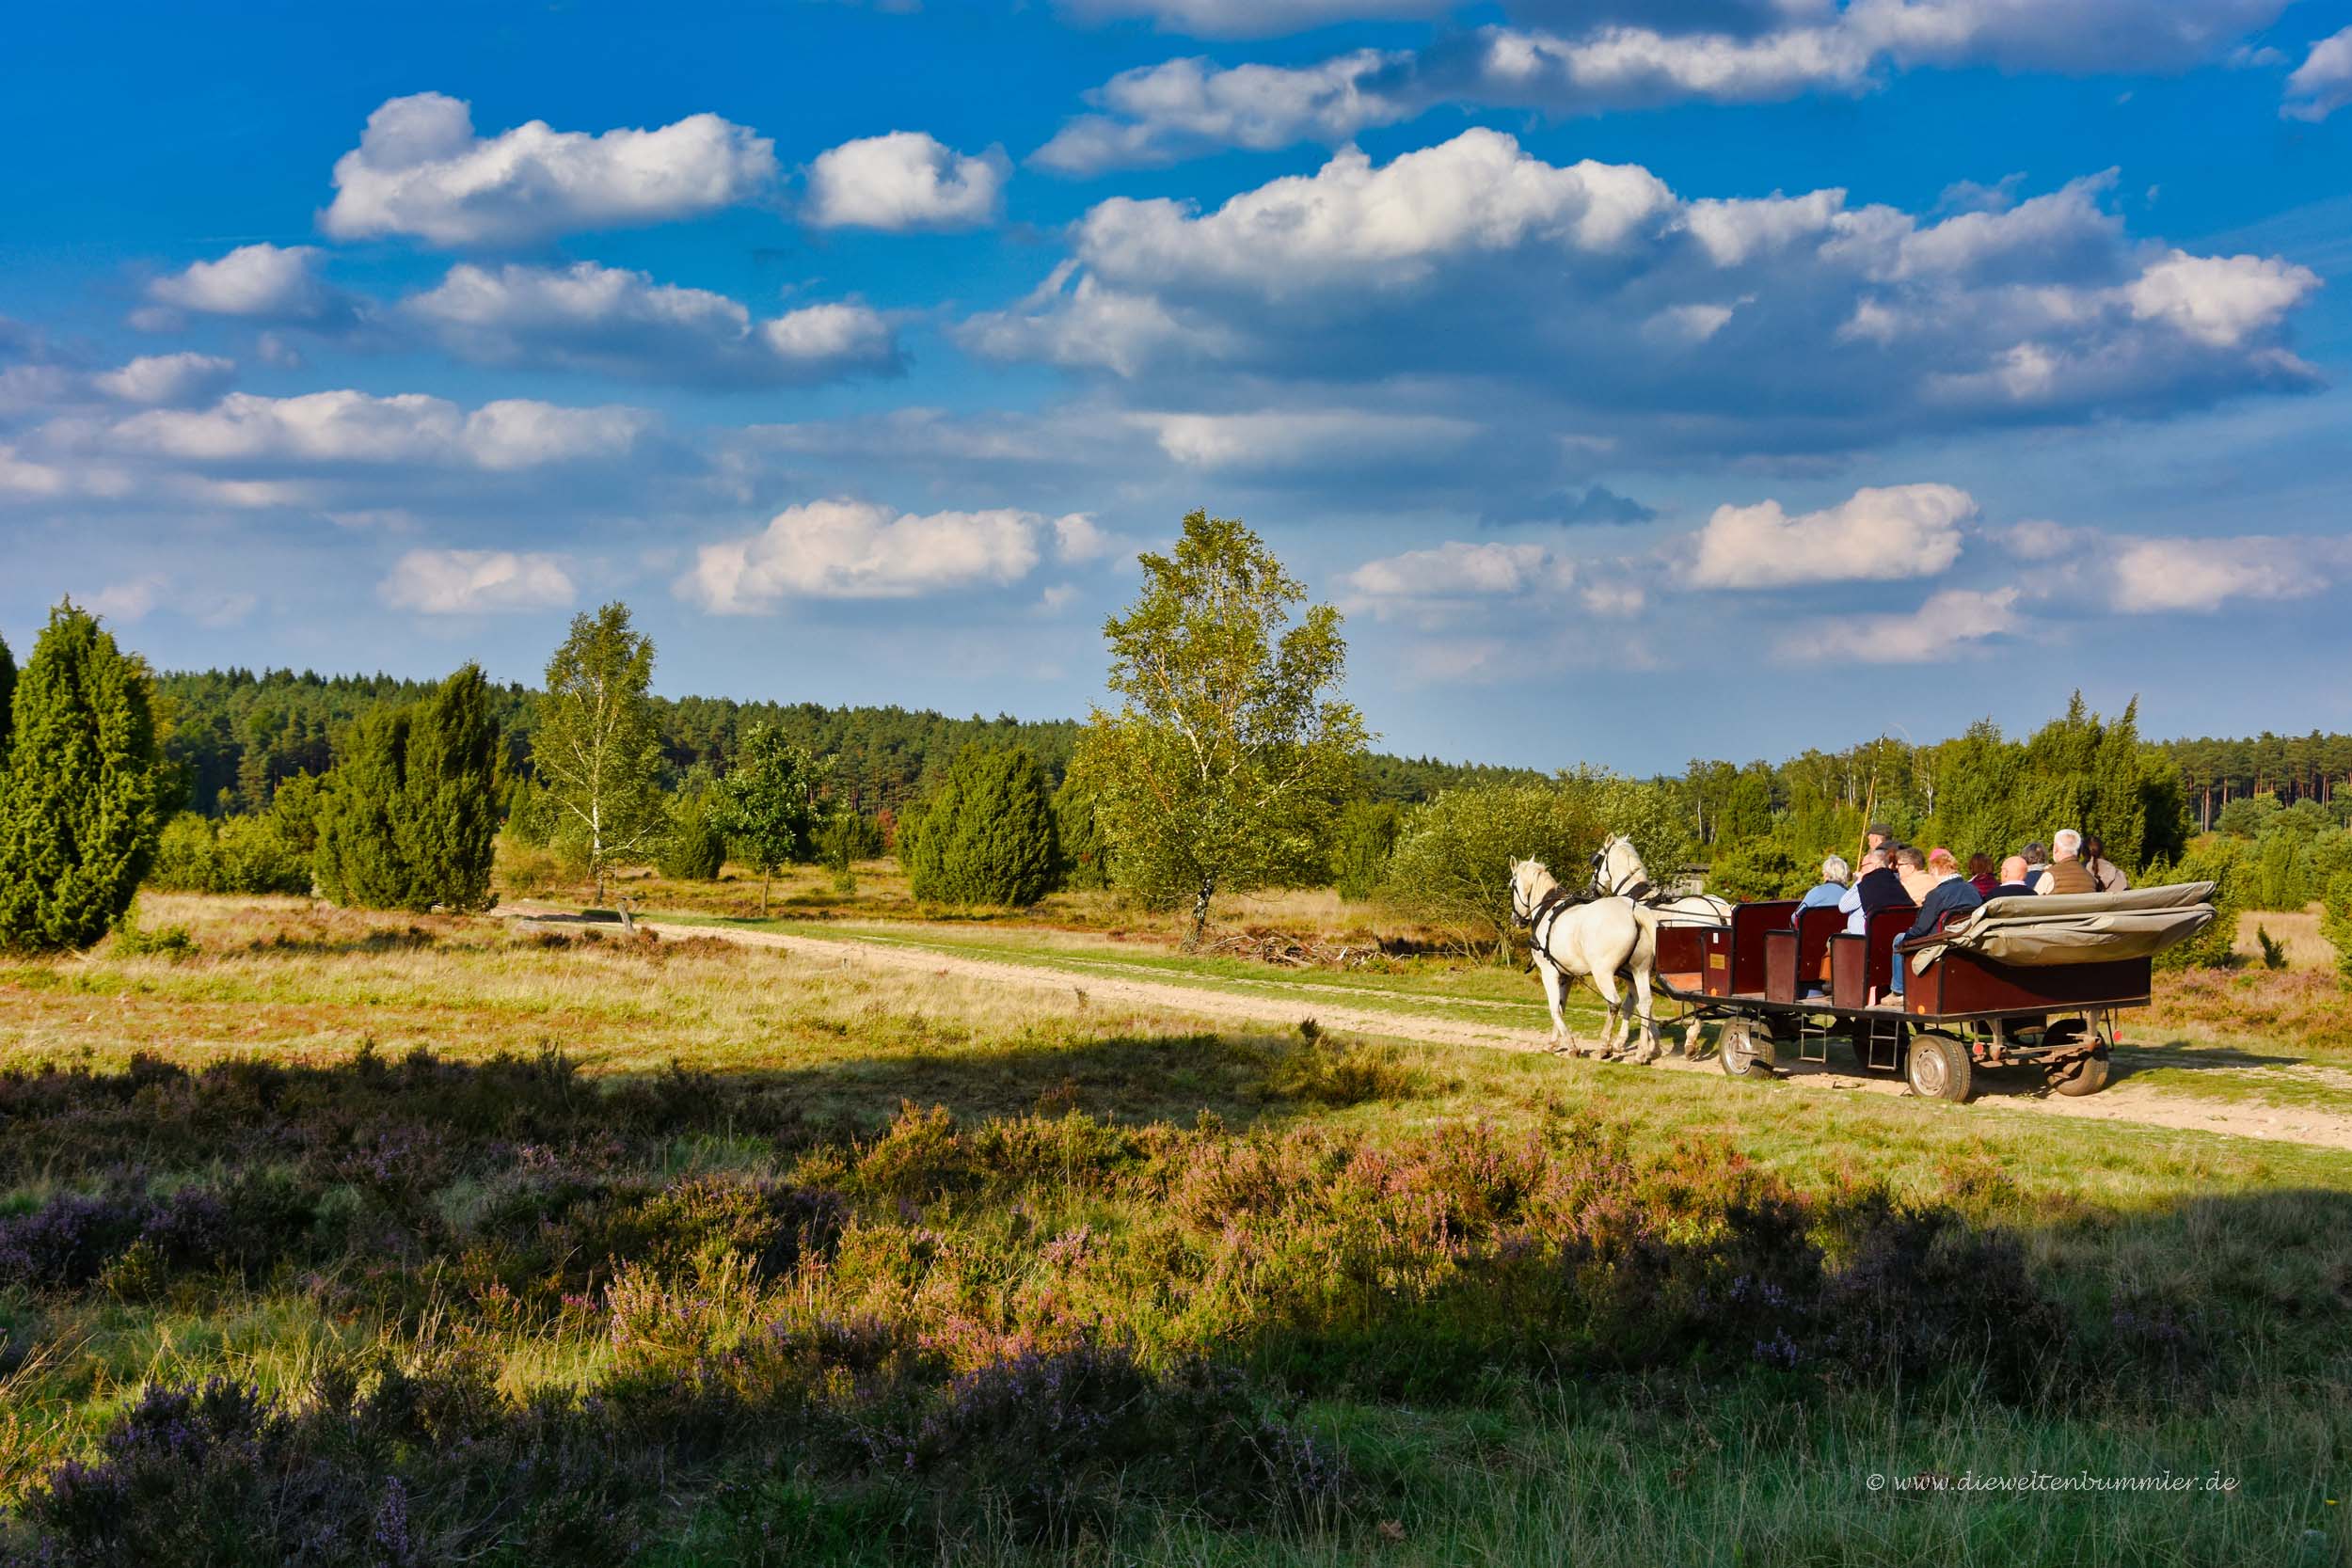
left=1591, top=834, right=1730, bottom=927
left=1508, top=858, right=1661, bottom=1061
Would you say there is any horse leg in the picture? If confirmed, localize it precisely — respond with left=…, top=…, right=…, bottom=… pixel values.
left=1534, top=955, right=1570, bottom=1052
left=1588, top=968, right=1624, bottom=1058
left=1629, top=964, right=1660, bottom=1063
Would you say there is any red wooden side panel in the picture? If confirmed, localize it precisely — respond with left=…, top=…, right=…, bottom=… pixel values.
left=1728, top=901, right=1799, bottom=995
left=1910, top=947, right=2153, bottom=1017
left=1763, top=928, right=1799, bottom=1003
left=1865, top=906, right=1915, bottom=998
left=1796, top=906, right=1844, bottom=983
left=1656, top=923, right=1712, bottom=989
left=1829, top=933, right=1867, bottom=1008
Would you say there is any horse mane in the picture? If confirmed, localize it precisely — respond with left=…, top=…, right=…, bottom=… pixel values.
left=1518, top=860, right=1560, bottom=899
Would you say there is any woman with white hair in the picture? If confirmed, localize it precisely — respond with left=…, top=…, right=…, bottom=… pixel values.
left=1793, top=852, right=1851, bottom=921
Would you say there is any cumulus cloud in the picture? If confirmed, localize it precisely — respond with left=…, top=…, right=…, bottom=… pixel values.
left=94, top=353, right=237, bottom=406
left=972, top=133, right=2324, bottom=457
left=101, top=390, right=649, bottom=470
left=804, top=131, right=1009, bottom=230
left=2108, top=537, right=2323, bottom=613
left=144, top=244, right=347, bottom=325
left=679, top=499, right=1079, bottom=610
left=1041, top=1, right=2292, bottom=169
left=1139, top=407, right=1479, bottom=469
left=2124, top=250, right=2322, bottom=346
left=0, top=444, right=70, bottom=497
left=403, top=261, right=899, bottom=385
left=2282, top=24, right=2352, bottom=120
left=1786, top=586, right=2022, bottom=663
left=323, top=92, right=777, bottom=246
left=1348, top=539, right=1572, bottom=599
left=1688, top=483, right=1976, bottom=588
left=382, top=549, right=578, bottom=614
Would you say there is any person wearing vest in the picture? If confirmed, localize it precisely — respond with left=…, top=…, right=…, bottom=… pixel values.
left=2034, top=828, right=2097, bottom=895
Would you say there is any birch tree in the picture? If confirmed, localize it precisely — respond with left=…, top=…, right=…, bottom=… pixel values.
left=534, top=603, right=664, bottom=902
left=1071, top=511, right=1367, bottom=949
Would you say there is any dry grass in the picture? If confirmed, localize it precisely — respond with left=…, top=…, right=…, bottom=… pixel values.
left=2233, top=905, right=2339, bottom=968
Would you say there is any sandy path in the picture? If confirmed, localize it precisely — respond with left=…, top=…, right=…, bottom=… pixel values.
left=507, top=907, right=2352, bottom=1153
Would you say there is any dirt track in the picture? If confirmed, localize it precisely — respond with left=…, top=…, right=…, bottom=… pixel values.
left=513, top=908, right=2352, bottom=1153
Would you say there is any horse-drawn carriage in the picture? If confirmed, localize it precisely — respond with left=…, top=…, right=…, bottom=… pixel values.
left=1648, top=880, right=2217, bottom=1102
left=1512, top=837, right=2217, bottom=1105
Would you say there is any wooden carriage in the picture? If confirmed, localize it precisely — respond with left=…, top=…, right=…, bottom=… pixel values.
left=1648, top=884, right=2215, bottom=1103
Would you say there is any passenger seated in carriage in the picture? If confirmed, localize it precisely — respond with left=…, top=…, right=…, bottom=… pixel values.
left=1893, top=845, right=1938, bottom=903
left=1837, top=847, right=1912, bottom=935
left=1987, top=854, right=2039, bottom=901
left=1792, top=854, right=1851, bottom=923
left=1889, top=848, right=1984, bottom=996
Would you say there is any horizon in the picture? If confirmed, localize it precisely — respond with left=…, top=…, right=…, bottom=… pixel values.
left=6, top=2, right=2350, bottom=775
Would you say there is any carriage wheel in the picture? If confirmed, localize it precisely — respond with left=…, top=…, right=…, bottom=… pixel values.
left=1903, top=1032, right=1973, bottom=1103
left=2047, top=1048, right=2110, bottom=1097
left=1719, top=1019, right=1777, bottom=1079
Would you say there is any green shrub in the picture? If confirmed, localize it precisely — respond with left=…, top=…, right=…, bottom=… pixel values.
left=2322, top=873, right=2352, bottom=982
left=905, top=745, right=1059, bottom=908
left=1051, top=775, right=1112, bottom=891
left=2148, top=834, right=2247, bottom=970
left=657, top=768, right=727, bottom=880
left=816, top=806, right=884, bottom=873
left=1705, top=837, right=1807, bottom=902
left=148, top=813, right=222, bottom=892
left=1330, top=799, right=1401, bottom=902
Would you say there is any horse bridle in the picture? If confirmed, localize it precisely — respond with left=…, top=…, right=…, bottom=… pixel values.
left=1589, top=843, right=1655, bottom=905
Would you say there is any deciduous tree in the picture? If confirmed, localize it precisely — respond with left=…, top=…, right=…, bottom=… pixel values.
left=1072, top=511, right=1368, bottom=948
left=535, top=604, right=664, bottom=901
left=719, top=723, right=823, bottom=914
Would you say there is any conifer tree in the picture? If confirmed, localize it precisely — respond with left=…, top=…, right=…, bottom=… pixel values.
left=398, top=664, right=501, bottom=912
left=0, top=630, right=15, bottom=763
left=1051, top=774, right=1111, bottom=891
left=313, top=705, right=420, bottom=910
left=906, top=744, right=1059, bottom=907
left=0, top=604, right=169, bottom=951
left=658, top=765, right=728, bottom=880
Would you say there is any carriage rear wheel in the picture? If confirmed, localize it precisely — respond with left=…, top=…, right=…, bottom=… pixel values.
left=1903, top=1032, right=1974, bottom=1103
left=2047, top=1049, right=2110, bottom=1098
left=1719, top=1019, right=1777, bottom=1079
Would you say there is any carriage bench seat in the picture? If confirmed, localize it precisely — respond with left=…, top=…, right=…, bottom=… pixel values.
left=1829, top=906, right=1916, bottom=1007
left=1703, top=899, right=1797, bottom=996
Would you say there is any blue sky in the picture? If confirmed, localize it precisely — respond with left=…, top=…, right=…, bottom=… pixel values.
left=4, top=0, right=2349, bottom=773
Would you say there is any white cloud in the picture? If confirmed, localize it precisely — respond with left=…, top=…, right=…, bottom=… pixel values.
left=403, top=261, right=899, bottom=384
left=1689, top=483, right=1976, bottom=588
left=1787, top=587, right=2023, bottom=663
left=1140, top=407, right=1479, bottom=469
left=679, top=499, right=1061, bottom=610
left=1348, top=540, right=1571, bottom=599
left=1040, top=3, right=2293, bottom=170
left=94, top=353, right=237, bottom=406
left=1070, top=131, right=1675, bottom=296
left=2282, top=24, right=2352, bottom=120
left=0, top=443, right=71, bottom=497
left=1053, top=0, right=1435, bottom=38
left=804, top=132, right=1008, bottom=230
left=1051, top=512, right=1117, bottom=562
left=976, top=134, right=2323, bottom=454
left=323, top=92, right=777, bottom=246
left=2124, top=250, right=2323, bottom=347
left=84, top=575, right=169, bottom=623
left=146, top=244, right=342, bottom=323
left=382, top=549, right=578, bottom=614
left=103, top=390, right=649, bottom=470
left=2108, top=537, right=2321, bottom=613
left=1033, top=52, right=1410, bottom=174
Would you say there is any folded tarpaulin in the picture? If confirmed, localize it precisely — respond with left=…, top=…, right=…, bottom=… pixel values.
left=1907, top=881, right=2217, bottom=972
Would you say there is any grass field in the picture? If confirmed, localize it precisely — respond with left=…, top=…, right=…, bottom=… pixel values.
left=1, top=891, right=2348, bottom=1565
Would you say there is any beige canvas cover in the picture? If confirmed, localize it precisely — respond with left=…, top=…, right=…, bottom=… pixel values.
left=1907, top=881, right=2217, bottom=972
